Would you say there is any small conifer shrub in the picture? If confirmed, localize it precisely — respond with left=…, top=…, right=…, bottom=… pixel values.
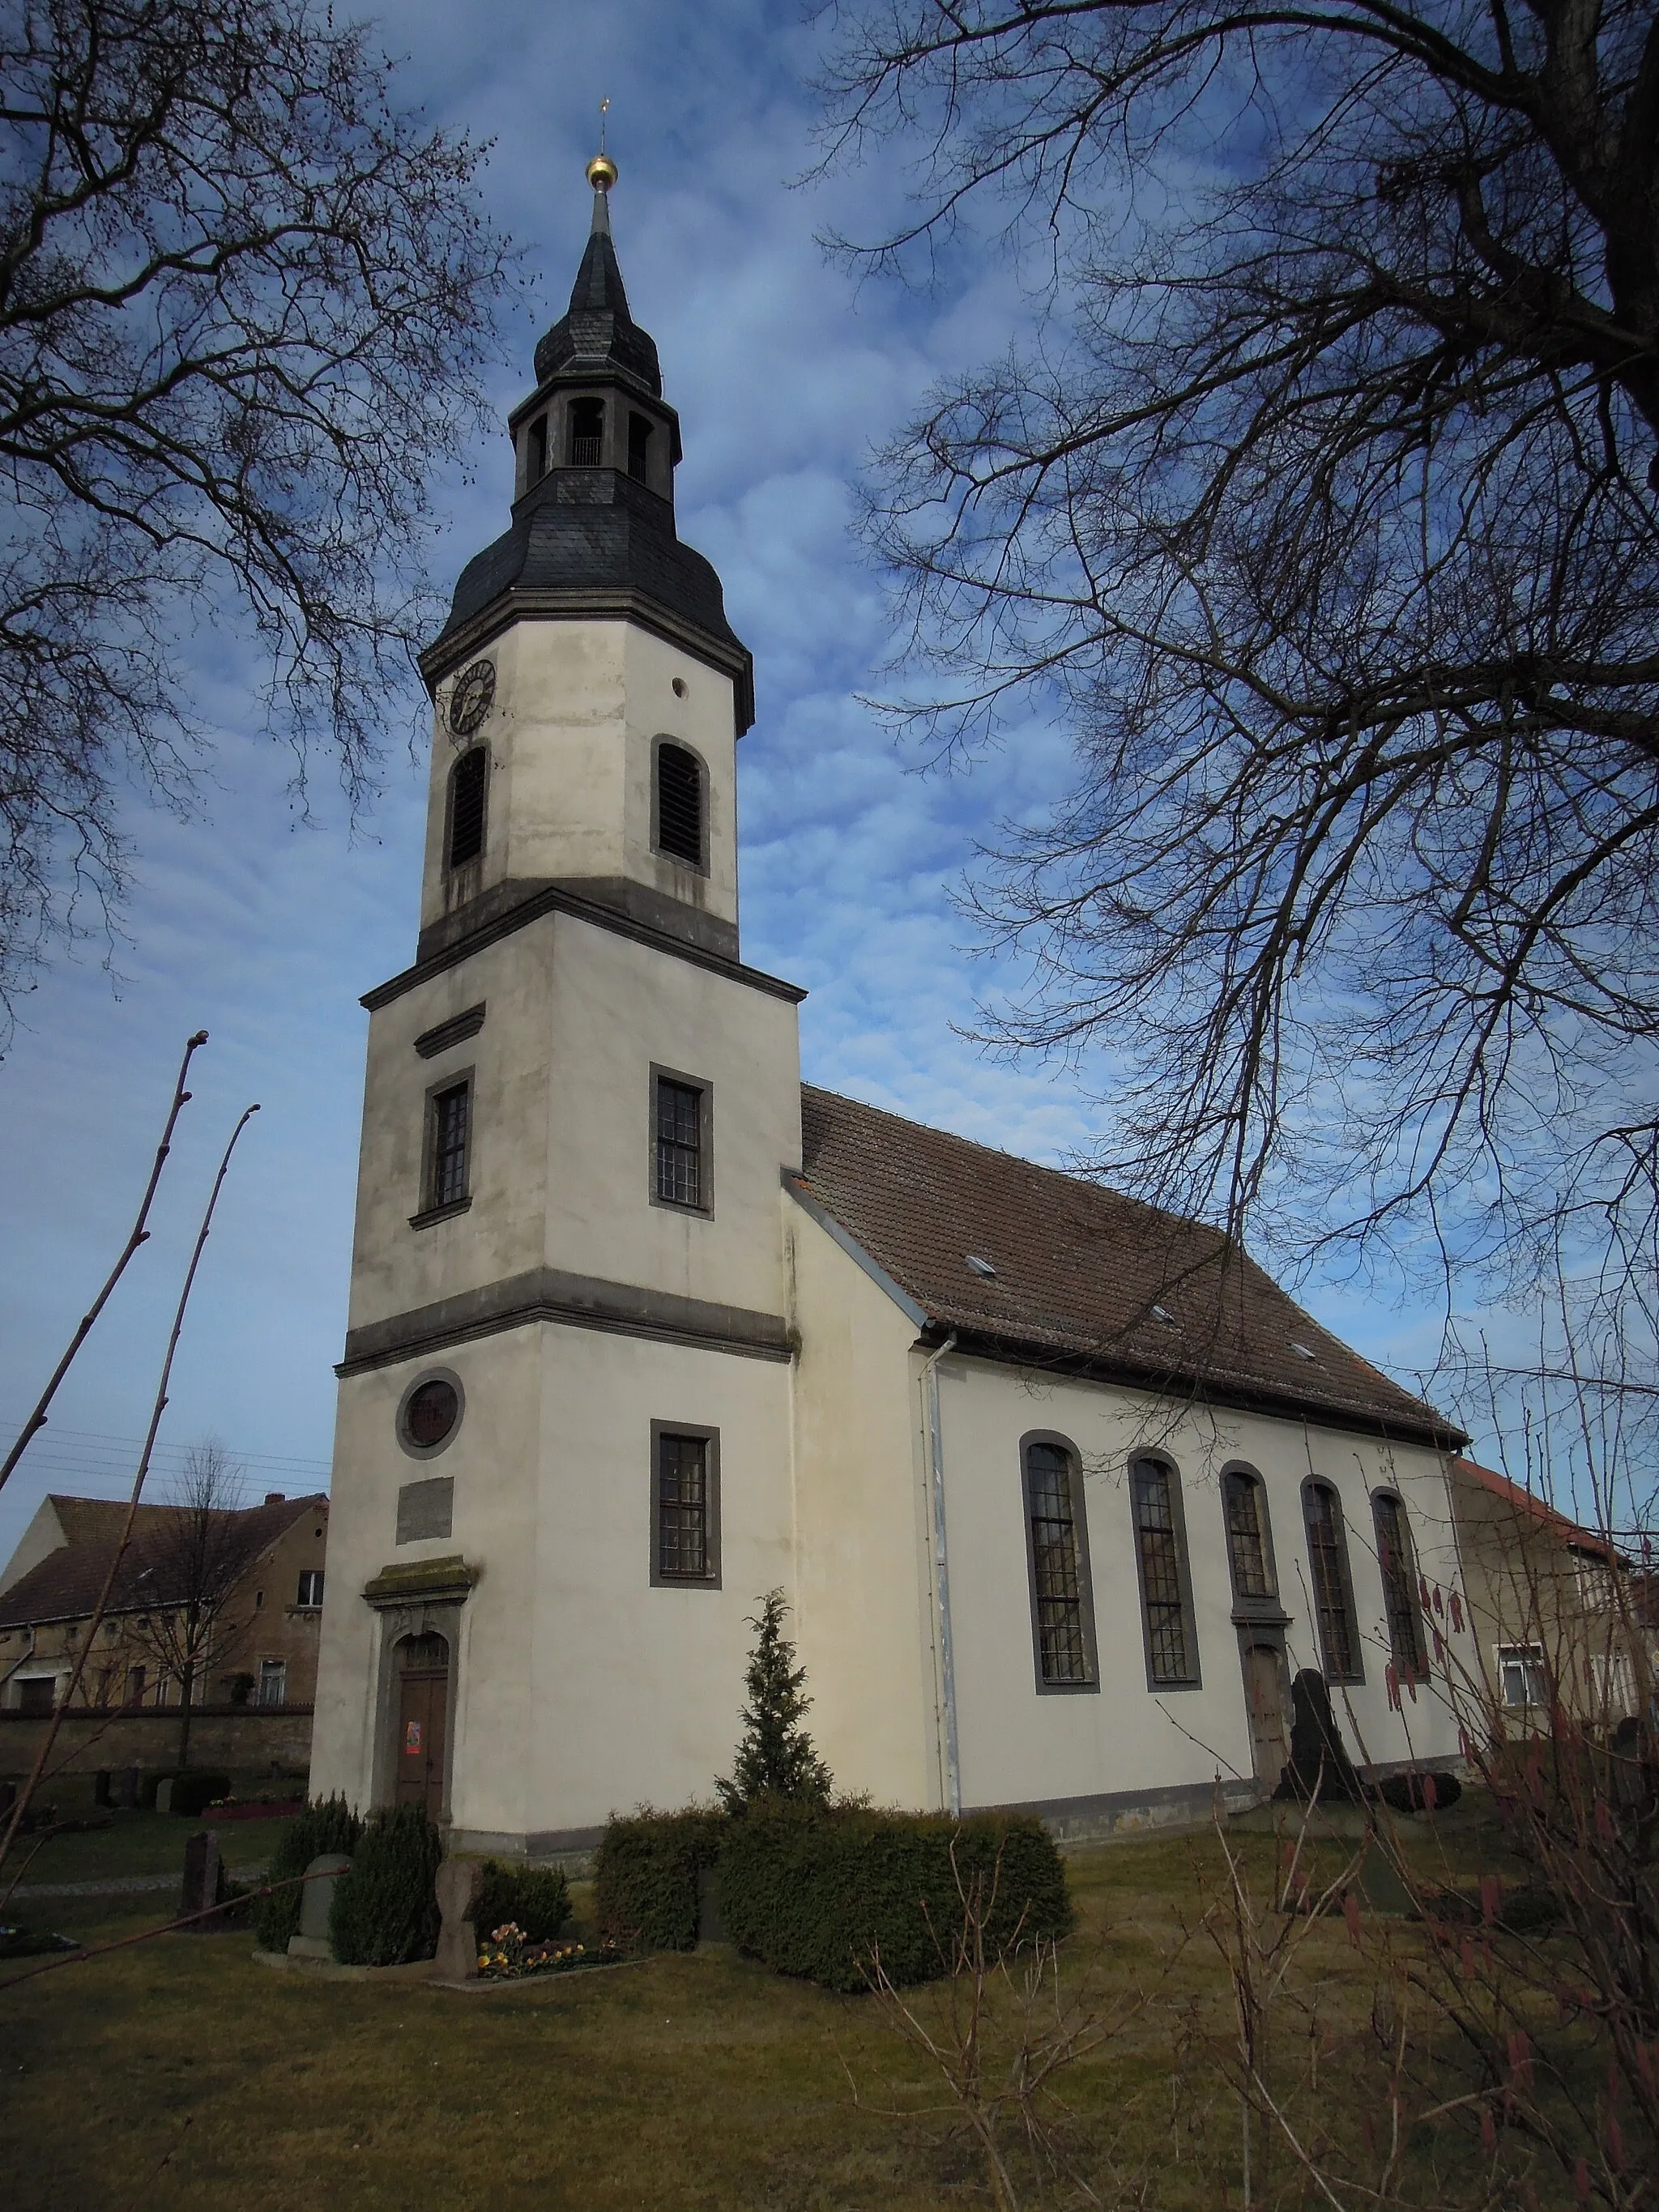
left=252, top=1795, right=363, bottom=1954
left=716, top=1589, right=832, bottom=1813
left=328, top=1803, right=442, bottom=1965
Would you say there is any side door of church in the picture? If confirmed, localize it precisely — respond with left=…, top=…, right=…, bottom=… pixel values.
left=395, top=1665, right=448, bottom=1819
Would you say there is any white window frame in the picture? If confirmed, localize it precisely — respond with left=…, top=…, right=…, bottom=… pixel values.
left=1496, top=1642, right=1547, bottom=1709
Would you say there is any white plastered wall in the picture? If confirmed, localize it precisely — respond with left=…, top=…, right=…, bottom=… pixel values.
left=419, top=619, right=740, bottom=934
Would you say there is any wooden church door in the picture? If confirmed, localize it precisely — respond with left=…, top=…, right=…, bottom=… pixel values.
left=1243, top=1644, right=1288, bottom=1792
left=394, top=1634, right=450, bottom=1819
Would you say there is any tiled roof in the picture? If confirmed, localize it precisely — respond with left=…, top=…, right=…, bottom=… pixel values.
left=1451, top=1458, right=1617, bottom=1562
left=795, top=1087, right=1461, bottom=1447
left=0, top=1494, right=326, bottom=1629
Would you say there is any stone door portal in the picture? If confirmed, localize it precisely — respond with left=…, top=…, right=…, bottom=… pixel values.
left=1243, top=1643, right=1288, bottom=1792
left=394, top=1632, right=450, bottom=1820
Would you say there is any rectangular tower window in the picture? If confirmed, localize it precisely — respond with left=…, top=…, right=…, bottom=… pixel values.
left=427, top=1080, right=471, bottom=1212
left=651, top=1423, right=720, bottom=1586
left=652, top=1070, right=710, bottom=1212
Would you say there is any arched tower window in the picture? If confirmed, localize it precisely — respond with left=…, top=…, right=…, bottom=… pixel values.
left=568, top=396, right=604, bottom=466
left=527, top=413, right=548, bottom=484
left=628, top=411, right=653, bottom=483
left=1372, top=1491, right=1428, bottom=1681
left=1303, top=1481, right=1363, bottom=1682
left=655, top=740, right=705, bottom=867
left=446, top=748, right=488, bottom=871
left=1222, top=1468, right=1275, bottom=1601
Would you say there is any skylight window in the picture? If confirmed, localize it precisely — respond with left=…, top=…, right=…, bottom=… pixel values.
left=1152, top=1304, right=1176, bottom=1324
left=966, top=1255, right=998, bottom=1279
left=1290, top=1340, right=1319, bottom=1361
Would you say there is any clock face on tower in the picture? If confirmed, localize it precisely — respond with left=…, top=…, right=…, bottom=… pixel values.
left=447, top=658, right=496, bottom=738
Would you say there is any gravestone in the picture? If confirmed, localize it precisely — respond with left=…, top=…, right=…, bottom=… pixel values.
left=433, top=1856, right=481, bottom=1980
left=288, top=1851, right=353, bottom=1961
left=180, top=1830, right=225, bottom=1925
left=118, top=1767, right=141, bottom=1809
left=155, top=1777, right=174, bottom=1814
left=1273, top=1669, right=1365, bottom=1803
left=93, top=1771, right=113, bottom=1809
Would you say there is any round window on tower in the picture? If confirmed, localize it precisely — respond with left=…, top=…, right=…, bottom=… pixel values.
left=396, top=1370, right=465, bottom=1460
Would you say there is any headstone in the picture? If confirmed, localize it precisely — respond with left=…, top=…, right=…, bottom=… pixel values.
left=93, top=1771, right=113, bottom=1809
left=180, top=1830, right=225, bottom=1924
left=1273, top=1669, right=1365, bottom=1803
left=155, top=1777, right=174, bottom=1814
left=433, top=1856, right=481, bottom=1980
left=118, top=1767, right=141, bottom=1809
left=288, top=1850, right=353, bottom=1960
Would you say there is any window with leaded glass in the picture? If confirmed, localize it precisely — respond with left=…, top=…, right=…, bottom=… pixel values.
left=654, top=1072, right=708, bottom=1210
left=427, top=1080, right=471, bottom=1211
left=1372, top=1491, right=1427, bottom=1680
left=1223, top=1468, right=1273, bottom=1601
left=1131, top=1457, right=1199, bottom=1686
left=1303, top=1481, right=1362, bottom=1681
left=652, top=1425, right=719, bottom=1586
left=1022, top=1439, right=1096, bottom=1688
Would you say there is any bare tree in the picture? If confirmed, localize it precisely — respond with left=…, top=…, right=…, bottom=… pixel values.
left=817, top=2, right=1659, bottom=1323
left=0, top=0, right=514, bottom=1016
left=124, top=1438, right=260, bottom=1768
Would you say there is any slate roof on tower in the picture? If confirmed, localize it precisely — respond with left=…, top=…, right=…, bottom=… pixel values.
left=794, top=1086, right=1463, bottom=1448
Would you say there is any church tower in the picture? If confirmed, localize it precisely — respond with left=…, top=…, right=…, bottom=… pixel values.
left=308, top=159, right=808, bottom=1854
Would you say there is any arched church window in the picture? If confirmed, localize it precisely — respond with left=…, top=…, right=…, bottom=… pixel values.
left=1303, top=1480, right=1363, bottom=1682
left=1372, top=1490, right=1428, bottom=1681
left=446, top=747, right=488, bottom=871
left=628, top=411, right=653, bottom=483
left=1021, top=1437, right=1098, bottom=1690
left=1130, top=1456, right=1201, bottom=1687
left=569, top=396, right=604, bottom=466
left=1223, top=1468, right=1275, bottom=1601
left=655, top=740, right=705, bottom=867
left=527, top=413, right=548, bottom=484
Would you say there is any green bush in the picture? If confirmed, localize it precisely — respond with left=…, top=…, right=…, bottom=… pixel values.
left=168, top=1771, right=232, bottom=1818
left=1376, top=1769, right=1463, bottom=1814
left=251, top=1795, right=364, bottom=1954
left=719, top=1801, right=1072, bottom=1993
left=471, top=1859, right=570, bottom=1943
left=329, top=1804, right=443, bottom=1966
left=595, top=1809, right=725, bottom=1951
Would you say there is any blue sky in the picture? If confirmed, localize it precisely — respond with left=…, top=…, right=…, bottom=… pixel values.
left=0, top=0, right=1501, bottom=1564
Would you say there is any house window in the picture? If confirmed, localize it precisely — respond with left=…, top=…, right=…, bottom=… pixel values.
left=1371, top=1491, right=1427, bottom=1679
left=446, top=747, right=488, bottom=871
left=527, top=412, right=548, bottom=484
left=1223, top=1468, right=1274, bottom=1601
left=653, top=1071, right=710, bottom=1211
left=124, top=1665, right=146, bottom=1707
left=18, top=1677, right=54, bottom=1715
left=1021, top=1438, right=1097, bottom=1690
left=655, top=740, right=705, bottom=867
left=1498, top=1643, right=1547, bottom=1709
left=427, top=1080, right=471, bottom=1212
left=569, top=395, right=604, bottom=466
left=258, top=1660, right=288, bottom=1707
left=1303, top=1481, right=1363, bottom=1681
left=1131, top=1456, right=1200, bottom=1687
left=651, top=1425, right=720, bottom=1586
left=628, top=410, right=653, bottom=483
left=296, top=1570, right=325, bottom=1609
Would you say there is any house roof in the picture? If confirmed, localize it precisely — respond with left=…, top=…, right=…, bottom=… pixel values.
left=0, top=1494, right=327, bottom=1630
left=1450, top=1457, right=1618, bottom=1564
left=795, top=1086, right=1462, bottom=1447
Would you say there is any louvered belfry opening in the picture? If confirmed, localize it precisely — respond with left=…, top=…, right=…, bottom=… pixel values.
left=628, top=410, right=652, bottom=482
left=569, top=394, right=604, bottom=466
left=447, top=748, right=488, bottom=870
left=655, top=741, right=703, bottom=866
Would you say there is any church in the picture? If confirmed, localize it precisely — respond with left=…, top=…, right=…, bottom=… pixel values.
left=308, top=158, right=1473, bottom=1856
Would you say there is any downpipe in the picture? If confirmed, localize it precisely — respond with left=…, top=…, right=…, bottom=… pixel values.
left=919, top=1333, right=961, bottom=1818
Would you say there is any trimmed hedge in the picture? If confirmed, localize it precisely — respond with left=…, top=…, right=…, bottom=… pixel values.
left=168, top=1771, right=232, bottom=1818
left=719, top=1802, right=1072, bottom=1993
left=252, top=1795, right=363, bottom=1954
left=330, top=1805, right=443, bottom=1966
left=471, top=1860, right=570, bottom=1943
left=595, top=1809, right=725, bottom=1951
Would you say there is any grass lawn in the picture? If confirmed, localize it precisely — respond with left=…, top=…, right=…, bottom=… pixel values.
left=0, top=1806, right=1533, bottom=2211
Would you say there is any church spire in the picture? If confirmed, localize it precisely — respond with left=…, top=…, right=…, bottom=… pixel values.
left=531, top=151, right=660, bottom=396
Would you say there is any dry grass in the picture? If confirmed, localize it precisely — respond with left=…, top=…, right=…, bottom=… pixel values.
left=0, top=1807, right=1525, bottom=2212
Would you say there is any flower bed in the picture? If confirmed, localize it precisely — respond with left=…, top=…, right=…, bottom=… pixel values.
left=475, top=1921, right=625, bottom=1981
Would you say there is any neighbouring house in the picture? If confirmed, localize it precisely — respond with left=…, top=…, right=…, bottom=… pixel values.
left=308, top=159, right=1481, bottom=1857
left=1447, top=1455, right=1644, bottom=1732
left=0, top=1492, right=329, bottom=1775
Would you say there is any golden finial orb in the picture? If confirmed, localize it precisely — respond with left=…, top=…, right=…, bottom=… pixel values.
left=586, top=152, right=617, bottom=193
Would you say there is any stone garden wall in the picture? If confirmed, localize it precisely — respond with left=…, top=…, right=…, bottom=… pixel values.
left=0, top=1703, right=313, bottom=1780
